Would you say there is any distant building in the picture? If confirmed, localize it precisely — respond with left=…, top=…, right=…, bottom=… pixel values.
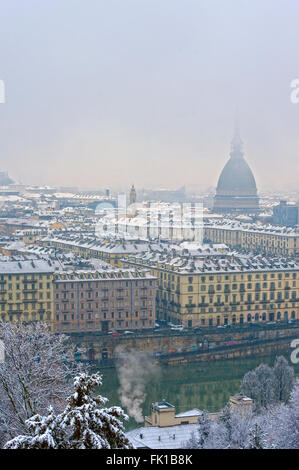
left=229, top=393, right=253, bottom=413
left=126, top=394, right=253, bottom=448
left=203, top=220, right=299, bottom=257
left=213, top=127, right=259, bottom=214
left=273, top=200, right=298, bottom=227
left=145, top=402, right=202, bottom=427
left=129, top=184, right=136, bottom=205
left=139, top=187, right=186, bottom=203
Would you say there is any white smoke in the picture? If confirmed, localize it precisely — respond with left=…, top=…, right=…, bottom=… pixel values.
left=116, top=349, right=159, bottom=423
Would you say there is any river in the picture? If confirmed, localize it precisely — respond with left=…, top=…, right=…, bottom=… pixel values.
left=97, top=352, right=299, bottom=431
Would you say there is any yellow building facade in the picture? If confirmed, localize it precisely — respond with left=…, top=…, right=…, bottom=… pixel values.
left=123, top=255, right=299, bottom=327
left=203, top=225, right=298, bottom=257
left=0, top=260, right=54, bottom=329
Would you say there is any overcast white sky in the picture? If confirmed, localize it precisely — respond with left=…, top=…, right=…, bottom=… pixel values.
left=0, top=0, right=299, bottom=191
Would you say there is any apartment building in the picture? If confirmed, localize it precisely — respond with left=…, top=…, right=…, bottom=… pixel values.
left=42, top=235, right=148, bottom=266
left=203, top=222, right=299, bottom=257
left=0, top=259, right=54, bottom=328
left=122, top=247, right=299, bottom=327
left=53, top=268, right=157, bottom=333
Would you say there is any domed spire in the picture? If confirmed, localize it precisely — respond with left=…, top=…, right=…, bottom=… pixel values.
left=230, top=120, right=244, bottom=159
left=213, top=122, right=259, bottom=213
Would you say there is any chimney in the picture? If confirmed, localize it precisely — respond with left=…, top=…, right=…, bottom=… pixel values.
left=140, top=433, right=143, bottom=439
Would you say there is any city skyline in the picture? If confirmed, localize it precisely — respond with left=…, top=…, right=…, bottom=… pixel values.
left=0, top=1, right=299, bottom=190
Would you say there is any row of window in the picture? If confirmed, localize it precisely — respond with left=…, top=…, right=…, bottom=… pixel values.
left=56, top=310, right=153, bottom=321
left=160, top=272, right=297, bottom=282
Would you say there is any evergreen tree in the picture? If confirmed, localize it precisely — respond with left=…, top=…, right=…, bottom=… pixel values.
left=248, top=423, right=267, bottom=449
left=4, top=373, right=133, bottom=449
left=197, top=411, right=212, bottom=448
left=218, top=404, right=232, bottom=442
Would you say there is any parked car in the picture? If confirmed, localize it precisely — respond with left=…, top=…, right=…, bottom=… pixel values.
left=193, top=327, right=202, bottom=332
left=171, top=325, right=184, bottom=331
left=111, top=332, right=121, bottom=336
left=107, top=330, right=117, bottom=335
left=123, top=330, right=134, bottom=334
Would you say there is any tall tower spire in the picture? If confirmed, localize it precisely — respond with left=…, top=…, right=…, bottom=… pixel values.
left=230, top=118, right=244, bottom=158
left=129, top=184, right=136, bottom=205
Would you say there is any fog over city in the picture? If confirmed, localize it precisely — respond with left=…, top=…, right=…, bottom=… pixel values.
left=0, top=0, right=299, bottom=190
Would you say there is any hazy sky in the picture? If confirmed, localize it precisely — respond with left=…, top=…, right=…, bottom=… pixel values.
left=0, top=0, right=299, bottom=191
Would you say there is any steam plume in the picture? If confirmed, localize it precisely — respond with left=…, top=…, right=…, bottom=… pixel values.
left=116, top=349, right=159, bottom=423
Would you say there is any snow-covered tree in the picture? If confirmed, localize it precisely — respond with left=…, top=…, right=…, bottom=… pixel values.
left=184, top=431, right=199, bottom=449
left=184, top=411, right=212, bottom=449
left=241, top=357, right=294, bottom=411
left=218, top=404, right=232, bottom=442
left=228, top=409, right=253, bottom=449
left=197, top=411, right=212, bottom=448
left=0, top=321, right=83, bottom=446
left=262, top=403, right=292, bottom=449
left=241, top=363, right=275, bottom=410
left=5, top=373, right=133, bottom=449
left=273, top=356, right=294, bottom=404
left=248, top=422, right=267, bottom=449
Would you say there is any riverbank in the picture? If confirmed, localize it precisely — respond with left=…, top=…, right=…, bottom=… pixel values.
left=72, top=323, right=299, bottom=368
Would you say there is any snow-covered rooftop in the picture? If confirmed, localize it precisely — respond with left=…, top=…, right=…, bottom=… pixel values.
left=126, top=424, right=198, bottom=449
